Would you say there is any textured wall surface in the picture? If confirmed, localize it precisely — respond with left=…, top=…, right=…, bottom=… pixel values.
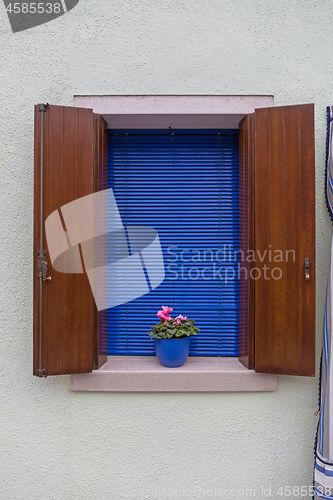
left=0, top=0, right=331, bottom=498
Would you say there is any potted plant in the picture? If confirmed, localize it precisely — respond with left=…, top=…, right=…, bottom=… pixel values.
left=148, top=306, right=200, bottom=367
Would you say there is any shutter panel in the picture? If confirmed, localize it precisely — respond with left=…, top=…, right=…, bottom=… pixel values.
left=239, top=114, right=255, bottom=369
left=253, top=103, right=316, bottom=376
left=33, top=104, right=107, bottom=376
left=93, top=114, right=108, bottom=369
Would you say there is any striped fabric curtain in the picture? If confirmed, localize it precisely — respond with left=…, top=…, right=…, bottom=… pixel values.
left=314, top=106, right=333, bottom=498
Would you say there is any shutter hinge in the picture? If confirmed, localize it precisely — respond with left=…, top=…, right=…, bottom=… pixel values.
left=37, top=250, right=51, bottom=282
left=36, top=369, right=47, bottom=378
left=38, top=103, right=49, bottom=112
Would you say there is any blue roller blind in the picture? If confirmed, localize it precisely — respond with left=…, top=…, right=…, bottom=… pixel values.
left=107, top=129, right=239, bottom=356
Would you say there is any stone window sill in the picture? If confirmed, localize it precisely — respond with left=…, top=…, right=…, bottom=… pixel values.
left=70, top=356, right=278, bottom=392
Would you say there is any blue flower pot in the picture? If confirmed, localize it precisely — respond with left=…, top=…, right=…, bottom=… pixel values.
left=155, top=336, right=191, bottom=368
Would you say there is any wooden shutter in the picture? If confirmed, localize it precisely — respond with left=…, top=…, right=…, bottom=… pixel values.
left=93, top=114, right=108, bottom=370
left=33, top=104, right=107, bottom=376
left=239, top=103, right=316, bottom=376
left=239, top=114, right=255, bottom=370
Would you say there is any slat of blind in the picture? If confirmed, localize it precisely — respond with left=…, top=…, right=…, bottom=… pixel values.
left=107, top=129, right=239, bottom=356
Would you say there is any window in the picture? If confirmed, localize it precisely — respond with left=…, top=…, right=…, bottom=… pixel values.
left=33, top=97, right=316, bottom=384
left=107, top=129, right=239, bottom=357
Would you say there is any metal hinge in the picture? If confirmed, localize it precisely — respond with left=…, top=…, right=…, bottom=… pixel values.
left=36, top=369, right=47, bottom=378
left=38, top=103, right=49, bottom=112
left=37, top=250, right=51, bottom=282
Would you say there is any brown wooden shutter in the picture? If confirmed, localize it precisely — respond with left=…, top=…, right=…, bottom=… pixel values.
left=93, top=114, right=108, bottom=370
left=33, top=104, right=107, bottom=376
left=239, top=113, right=255, bottom=370
left=239, top=103, right=316, bottom=376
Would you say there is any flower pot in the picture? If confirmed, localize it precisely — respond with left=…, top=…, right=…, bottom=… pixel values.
left=155, top=336, right=191, bottom=368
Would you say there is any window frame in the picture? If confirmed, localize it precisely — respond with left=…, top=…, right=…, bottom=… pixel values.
left=69, top=95, right=278, bottom=392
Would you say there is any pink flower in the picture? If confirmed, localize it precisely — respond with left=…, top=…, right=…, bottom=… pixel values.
left=162, top=305, right=173, bottom=315
left=173, top=314, right=188, bottom=325
left=157, top=310, right=171, bottom=321
left=157, top=305, right=173, bottom=324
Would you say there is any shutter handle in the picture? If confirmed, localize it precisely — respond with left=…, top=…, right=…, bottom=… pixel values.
left=305, top=258, right=310, bottom=281
left=37, top=251, right=51, bottom=282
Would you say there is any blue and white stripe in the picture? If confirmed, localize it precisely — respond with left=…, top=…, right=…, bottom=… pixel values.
left=314, top=106, right=333, bottom=499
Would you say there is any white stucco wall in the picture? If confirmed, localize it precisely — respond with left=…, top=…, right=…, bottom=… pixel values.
left=0, top=1, right=331, bottom=498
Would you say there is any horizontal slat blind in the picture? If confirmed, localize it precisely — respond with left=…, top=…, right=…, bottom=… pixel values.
left=107, top=130, right=239, bottom=356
